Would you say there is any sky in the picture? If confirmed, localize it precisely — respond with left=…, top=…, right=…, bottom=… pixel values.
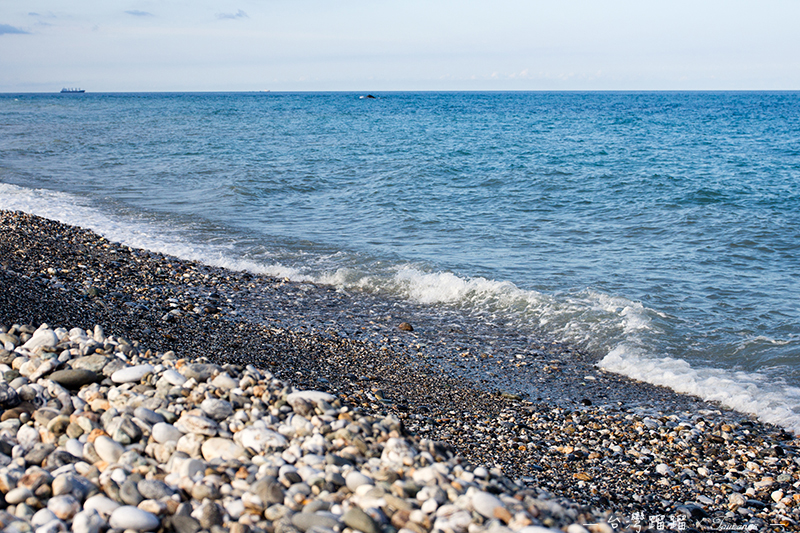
left=1, top=0, right=800, bottom=92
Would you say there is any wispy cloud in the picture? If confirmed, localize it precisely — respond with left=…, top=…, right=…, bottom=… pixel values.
left=0, top=24, right=29, bottom=35
left=217, top=9, right=248, bottom=20
left=125, top=10, right=154, bottom=17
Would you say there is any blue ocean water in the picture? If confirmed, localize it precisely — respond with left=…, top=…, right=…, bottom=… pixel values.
left=1, top=91, right=799, bottom=430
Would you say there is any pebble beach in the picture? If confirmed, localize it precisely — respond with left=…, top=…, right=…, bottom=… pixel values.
left=0, top=210, right=798, bottom=533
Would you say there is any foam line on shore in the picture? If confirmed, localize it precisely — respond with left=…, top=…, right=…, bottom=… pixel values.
left=2, top=182, right=799, bottom=434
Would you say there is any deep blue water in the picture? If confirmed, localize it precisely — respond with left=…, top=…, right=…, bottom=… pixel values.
left=1, top=91, right=799, bottom=430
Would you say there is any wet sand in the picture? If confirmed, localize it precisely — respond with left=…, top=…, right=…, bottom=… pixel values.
left=1, top=210, right=798, bottom=530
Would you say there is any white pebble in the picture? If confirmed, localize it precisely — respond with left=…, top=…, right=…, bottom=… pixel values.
left=109, top=506, right=160, bottom=531
left=111, top=364, right=154, bottom=383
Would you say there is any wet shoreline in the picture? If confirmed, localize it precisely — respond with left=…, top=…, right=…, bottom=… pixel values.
left=2, top=210, right=798, bottom=530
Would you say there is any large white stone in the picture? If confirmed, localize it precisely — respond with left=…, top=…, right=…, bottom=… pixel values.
left=345, top=471, right=373, bottom=491
left=179, top=458, right=206, bottom=480
left=469, top=489, right=505, bottom=519
left=211, top=373, right=238, bottom=390
left=83, top=494, right=120, bottom=517
left=17, top=424, right=40, bottom=450
left=286, top=390, right=335, bottom=406
left=111, top=364, right=154, bottom=383
left=201, top=437, right=246, bottom=461
left=161, top=369, right=187, bottom=386
left=47, top=494, right=81, bottom=520
left=109, top=506, right=160, bottom=531
left=72, top=509, right=106, bottom=533
left=200, top=398, right=233, bottom=420
left=174, top=414, right=218, bottom=436
left=93, top=435, right=124, bottom=463
left=5, top=486, right=32, bottom=504
left=152, top=422, right=183, bottom=444
left=22, top=326, right=59, bottom=352
left=234, top=425, right=287, bottom=452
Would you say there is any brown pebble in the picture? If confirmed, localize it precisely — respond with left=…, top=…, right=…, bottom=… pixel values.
left=398, top=322, right=414, bottom=332
left=494, top=507, right=512, bottom=523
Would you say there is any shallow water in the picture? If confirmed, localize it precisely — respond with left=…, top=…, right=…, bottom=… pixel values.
left=1, top=91, right=799, bottom=430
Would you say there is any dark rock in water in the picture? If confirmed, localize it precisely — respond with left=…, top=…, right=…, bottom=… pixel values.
left=581, top=398, right=592, bottom=406
left=0, top=382, right=20, bottom=409
left=398, top=322, right=413, bottom=332
left=49, top=369, right=102, bottom=389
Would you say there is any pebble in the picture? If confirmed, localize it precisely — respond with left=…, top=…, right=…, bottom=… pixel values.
left=152, top=422, right=183, bottom=443
left=109, top=506, right=161, bottom=531
left=92, top=435, right=124, bottom=463
left=111, top=364, right=154, bottom=383
left=162, top=368, right=187, bottom=386
left=47, top=369, right=100, bottom=389
left=201, top=437, right=246, bottom=461
left=0, top=309, right=798, bottom=533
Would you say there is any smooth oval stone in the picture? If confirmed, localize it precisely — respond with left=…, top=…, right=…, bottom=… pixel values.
left=179, top=458, right=205, bottom=480
left=470, top=490, right=505, bottom=519
left=152, top=422, right=183, bottom=444
left=111, top=364, right=154, bottom=383
left=84, top=494, right=120, bottom=517
left=174, top=414, right=218, bottom=436
left=134, top=407, right=165, bottom=425
left=5, top=486, right=33, bottom=504
left=72, top=508, right=106, bottom=533
left=201, top=437, right=245, bottom=461
left=345, top=471, right=373, bottom=491
left=180, top=363, right=221, bottom=382
left=292, top=512, right=342, bottom=532
left=343, top=507, right=379, bottom=533
left=286, top=390, right=335, bottom=406
left=31, top=508, right=59, bottom=527
left=170, top=515, right=202, bottom=533
left=234, top=426, right=287, bottom=452
left=162, top=368, right=187, bottom=386
left=48, top=369, right=101, bottom=389
left=211, top=373, right=238, bottom=390
left=93, top=435, right=124, bottom=463
left=65, top=438, right=85, bottom=459
left=48, top=494, right=81, bottom=520
left=200, top=398, right=233, bottom=420
left=138, top=479, right=174, bottom=500
left=71, top=355, right=110, bottom=373
left=109, top=506, right=161, bottom=531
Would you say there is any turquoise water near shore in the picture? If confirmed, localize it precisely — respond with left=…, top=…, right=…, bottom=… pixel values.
left=1, top=91, right=799, bottom=430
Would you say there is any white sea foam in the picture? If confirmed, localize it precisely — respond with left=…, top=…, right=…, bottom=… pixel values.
left=2, top=181, right=799, bottom=433
left=0, top=183, right=313, bottom=281
left=600, top=345, right=800, bottom=433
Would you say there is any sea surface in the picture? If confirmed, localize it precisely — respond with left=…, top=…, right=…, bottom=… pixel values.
left=1, top=91, right=799, bottom=431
